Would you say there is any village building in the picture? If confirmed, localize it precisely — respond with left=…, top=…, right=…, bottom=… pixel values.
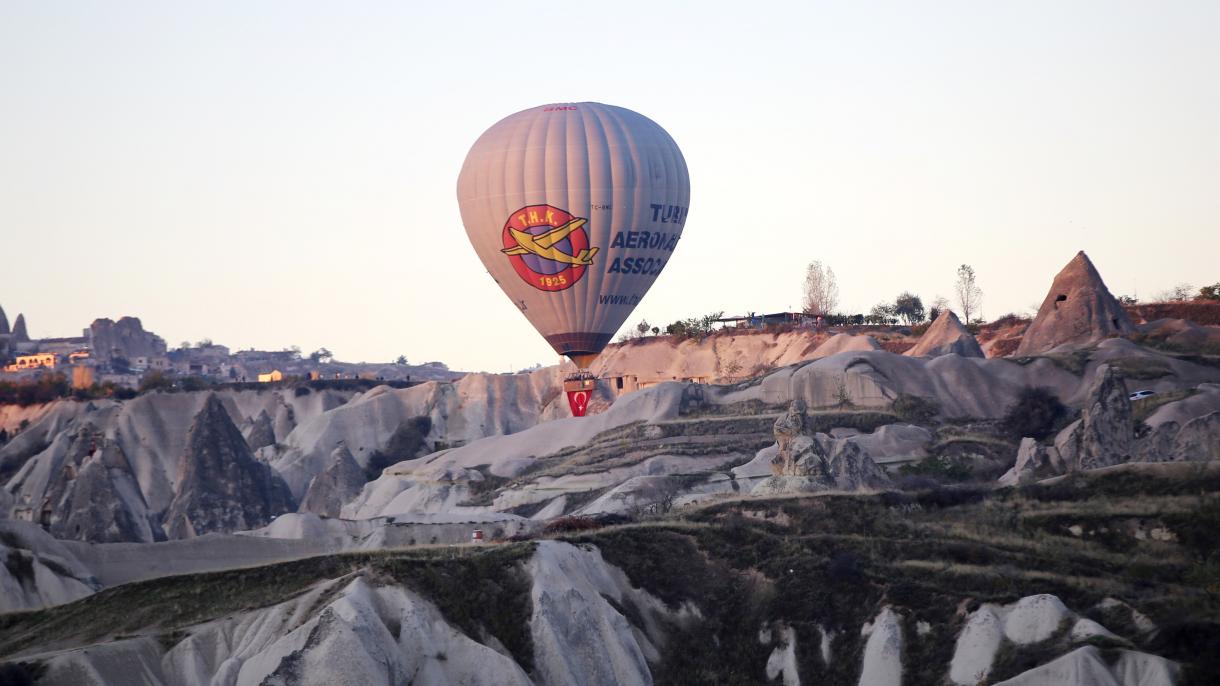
left=3, top=352, right=57, bottom=372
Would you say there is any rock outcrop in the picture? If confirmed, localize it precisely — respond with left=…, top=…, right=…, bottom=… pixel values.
left=163, top=395, right=295, bottom=538
left=758, top=401, right=890, bottom=494
left=272, top=369, right=571, bottom=498
left=999, top=437, right=1066, bottom=486
left=947, top=593, right=1172, bottom=686
left=243, top=409, right=277, bottom=451
left=1057, top=364, right=1133, bottom=471
left=300, top=445, right=366, bottom=517
left=993, top=646, right=1177, bottom=686
left=39, top=424, right=158, bottom=542
left=1005, top=363, right=1137, bottom=483
left=0, top=304, right=8, bottom=335
left=770, top=400, right=807, bottom=476
left=0, top=520, right=98, bottom=612
left=87, top=316, right=167, bottom=361
left=905, top=310, right=984, bottom=358
left=810, top=333, right=881, bottom=359
left=3, top=389, right=349, bottom=542
left=10, top=313, right=29, bottom=342
left=1166, top=411, right=1220, bottom=462
left=860, top=606, right=904, bottom=686
left=1015, top=251, right=1134, bottom=356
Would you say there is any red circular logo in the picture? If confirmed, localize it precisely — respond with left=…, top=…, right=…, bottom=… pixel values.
left=500, top=204, right=598, bottom=292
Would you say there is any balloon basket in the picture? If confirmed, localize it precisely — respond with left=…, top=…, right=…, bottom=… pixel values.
left=564, top=372, right=596, bottom=417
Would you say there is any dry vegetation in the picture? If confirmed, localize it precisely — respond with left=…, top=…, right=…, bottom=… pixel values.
left=3, top=467, right=1219, bottom=685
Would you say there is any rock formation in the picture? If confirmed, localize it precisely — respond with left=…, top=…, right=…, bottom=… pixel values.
left=770, top=400, right=807, bottom=475
left=1015, top=251, right=1135, bottom=356
left=3, top=388, right=353, bottom=543
left=163, top=395, right=295, bottom=538
left=0, top=304, right=8, bottom=335
left=904, top=310, right=984, bottom=358
left=299, top=444, right=366, bottom=517
left=1057, top=364, right=1133, bottom=471
left=999, top=437, right=1066, bottom=486
left=10, top=313, right=29, bottom=342
left=1140, top=411, right=1220, bottom=463
left=39, top=424, right=158, bottom=542
left=996, top=363, right=1138, bottom=485
left=860, top=606, right=904, bottom=686
left=809, top=333, right=881, bottom=358
left=242, top=409, right=277, bottom=451
left=88, top=316, right=167, bottom=361
left=0, top=521, right=98, bottom=612
left=994, top=646, right=1177, bottom=686
left=947, top=594, right=1174, bottom=686
left=760, top=401, right=890, bottom=493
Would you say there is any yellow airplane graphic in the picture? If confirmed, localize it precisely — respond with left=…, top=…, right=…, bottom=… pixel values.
left=502, top=218, right=598, bottom=266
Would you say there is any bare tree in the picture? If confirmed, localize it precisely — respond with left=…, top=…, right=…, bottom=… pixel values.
left=802, top=261, right=840, bottom=315
left=611, top=477, right=684, bottom=518
left=928, top=295, right=950, bottom=321
left=955, top=264, right=983, bottom=325
left=1155, top=283, right=1195, bottom=302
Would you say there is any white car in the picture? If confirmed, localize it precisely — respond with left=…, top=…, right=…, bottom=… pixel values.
left=1129, top=390, right=1155, bottom=401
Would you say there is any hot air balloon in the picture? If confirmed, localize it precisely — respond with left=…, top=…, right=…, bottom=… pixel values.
left=457, top=102, right=690, bottom=416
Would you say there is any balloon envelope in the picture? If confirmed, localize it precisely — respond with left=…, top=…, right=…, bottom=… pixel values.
left=457, top=102, right=690, bottom=367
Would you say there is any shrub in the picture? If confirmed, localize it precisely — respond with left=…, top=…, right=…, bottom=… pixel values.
left=138, top=370, right=175, bottom=393
left=542, top=516, right=603, bottom=534
left=895, top=474, right=941, bottom=491
left=1173, top=498, right=1220, bottom=562
left=827, top=551, right=864, bottom=584
left=665, top=311, right=724, bottom=341
left=897, top=455, right=974, bottom=483
left=1001, top=387, right=1067, bottom=440
left=461, top=467, right=510, bottom=506
left=0, top=373, right=71, bottom=406
left=178, top=376, right=211, bottom=392
left=989, top=313, right=1030, bottom=329
left=891, top=394, right=940, bottom=423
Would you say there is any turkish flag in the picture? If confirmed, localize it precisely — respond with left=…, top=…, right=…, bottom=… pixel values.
left=567, top=390, right=590, bottom=417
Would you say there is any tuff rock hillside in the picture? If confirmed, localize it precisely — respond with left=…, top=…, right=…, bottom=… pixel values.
left=2, top=387, right=355, bottom=543
left=298, top=445, right=365, bottom=518
left=162, top=395, right=295, bottom=538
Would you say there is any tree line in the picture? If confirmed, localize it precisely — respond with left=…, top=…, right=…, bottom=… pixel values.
left=804, top=261, right=984, bottom=326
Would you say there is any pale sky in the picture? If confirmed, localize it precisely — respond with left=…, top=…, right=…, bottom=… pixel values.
left=2, top=2, right=1217, bottom=372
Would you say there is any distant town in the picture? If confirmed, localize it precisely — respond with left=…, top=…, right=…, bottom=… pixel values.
left=0, top=304, right=460, bottom=392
